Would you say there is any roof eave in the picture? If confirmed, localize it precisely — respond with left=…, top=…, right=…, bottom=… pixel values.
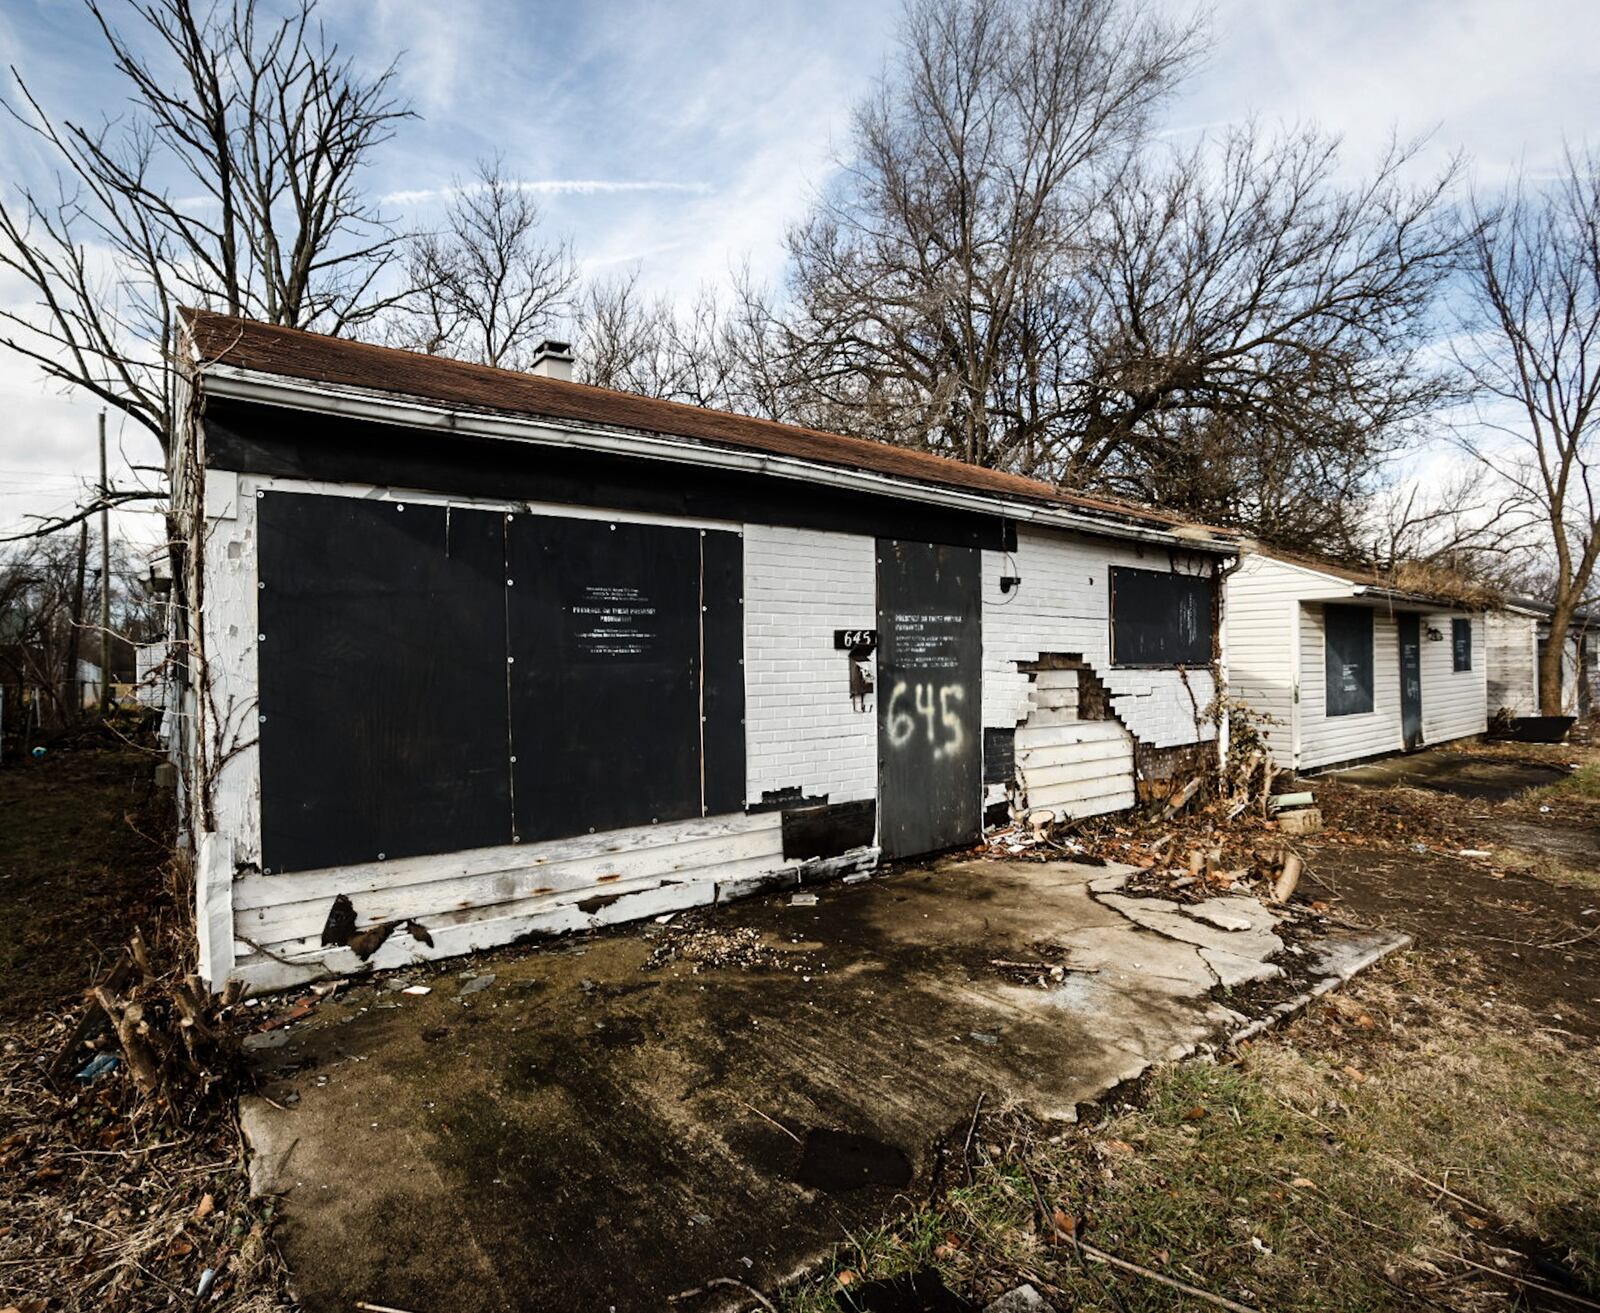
left=1352, top=583, right=1483, bottom=610
left=196, top=362, right=1238, bottom=555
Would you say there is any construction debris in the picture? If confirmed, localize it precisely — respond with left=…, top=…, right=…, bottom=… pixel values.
left=643, top=918, right=822, bottom=975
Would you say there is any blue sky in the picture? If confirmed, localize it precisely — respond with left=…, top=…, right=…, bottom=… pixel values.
left=1, top=0, right=1598, bottom=546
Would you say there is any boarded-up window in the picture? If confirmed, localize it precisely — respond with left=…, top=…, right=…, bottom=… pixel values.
left=1452, top=618, right=1472, bottom=671
left=1109, top=567, right=1214, bottom=667
left=1324, top=605, right=1375, bottom=716
left=256, top=492, right=744, bottom=874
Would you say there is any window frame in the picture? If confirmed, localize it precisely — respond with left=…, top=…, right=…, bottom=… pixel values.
left=1323, top=603, right=1376, bottom=717
left=1452, top=617, right=1473, bottom=672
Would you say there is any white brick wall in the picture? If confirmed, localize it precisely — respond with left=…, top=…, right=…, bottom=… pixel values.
left=982, top=526, right=1219, bottom=750
left=743, top=524, right=878, bottom=803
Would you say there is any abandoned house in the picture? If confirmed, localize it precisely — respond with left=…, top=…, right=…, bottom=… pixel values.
left=170, top=309, right=1236, bottom=992
left=1224, top=548, right=1487, bottom=772
left=1485, top=599, right=1596, bottom=720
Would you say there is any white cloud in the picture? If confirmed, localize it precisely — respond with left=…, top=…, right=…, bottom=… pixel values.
left=383, top=178, right=713, bottom=206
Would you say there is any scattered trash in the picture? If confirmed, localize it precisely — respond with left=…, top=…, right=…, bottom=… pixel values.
left=985, top=1283, right=1048, bottom=1313
left=195, top=1268, right=218, bottom=1299
left=842, top=873, right=870, bottom=885
left=790, top=892, right=819, bottom=907
left=457, top=974, right=496, bottom=997
left=968, top=1031, right=999, bottom=1046
left=1458, top=849, right=1492, bottom=858
left=74, top=1052, right=119, bottom=1082
left=1276, top=806, right=1323, bottom=835
left=653, top=913, right=676, bottom=924
left=401, top=985, right=431, bottom=995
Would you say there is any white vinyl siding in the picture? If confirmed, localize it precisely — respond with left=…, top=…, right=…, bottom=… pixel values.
left=1420, top=611, right=1489, bottom=745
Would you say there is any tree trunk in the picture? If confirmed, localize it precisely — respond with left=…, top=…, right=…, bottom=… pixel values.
left=1539, top=604, right=1574, bottom=715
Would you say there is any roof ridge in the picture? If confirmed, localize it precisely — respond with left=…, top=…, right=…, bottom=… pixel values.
left=178, top=306, right=1217, bottom=537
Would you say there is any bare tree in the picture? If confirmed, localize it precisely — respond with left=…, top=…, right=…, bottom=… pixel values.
left=785, top=0, right=1201, bottom=460
left=0, top=0, right=408, bottom=535
left=784, top=0, right=1462, bottom=550
left=0, top=530, right=157, bottom=727
left=1456, top=145, right=1600, bottom=713
left=392, top=158, right=578, bottom=369
left=1075, top=125, right=1464, bottom=545
left=577, top=265, right=792, bottom=416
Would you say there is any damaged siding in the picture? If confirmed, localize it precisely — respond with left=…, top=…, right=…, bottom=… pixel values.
left=982, top=526, right=1218, bottom=749
left=231, top=812, right=790, bottom=993
left=1220, top=556, right=1303, bottom=767
left=1486, top=611, right=1538, bottom=716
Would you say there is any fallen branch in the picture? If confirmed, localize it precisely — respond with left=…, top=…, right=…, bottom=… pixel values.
left=667, top=1276, right=777, bottom=1311
left=730, top=1097, right=801, bottom=1145
left=1079, top=1243, right=1261, bottom=1313
left=1414, top=1244, right=1600, bottom=1310
left=962, top=1091, right=985, bottom=1185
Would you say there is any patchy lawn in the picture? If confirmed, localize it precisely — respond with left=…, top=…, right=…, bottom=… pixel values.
left=782, top=950, right=1599, bottom=1313
left=781, top=737, right=1600, bottom=1312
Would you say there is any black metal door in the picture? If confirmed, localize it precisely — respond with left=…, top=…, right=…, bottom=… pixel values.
left=1398, top=613, right=1423, bottom=751
left=876, top=539, right=981, bottom=860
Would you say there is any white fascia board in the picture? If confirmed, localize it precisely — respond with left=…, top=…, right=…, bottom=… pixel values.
left=198, top=364, right=1237, bottom=556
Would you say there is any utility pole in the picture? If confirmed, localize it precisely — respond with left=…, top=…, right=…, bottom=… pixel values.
left=99, top=410, right=111, bottom=716
left=65, top=520, right=87, bottom=718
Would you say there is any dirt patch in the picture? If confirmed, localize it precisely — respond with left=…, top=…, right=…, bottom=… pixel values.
left=1326, top=750, right=1570, bottom=801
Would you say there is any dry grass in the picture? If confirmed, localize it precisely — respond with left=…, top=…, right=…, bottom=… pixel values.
left=781, top=951, right=1600, bottom=1312
left=0, top=1007, right=291, bottom=1311
left=0, top=739, right=293, bottom=1312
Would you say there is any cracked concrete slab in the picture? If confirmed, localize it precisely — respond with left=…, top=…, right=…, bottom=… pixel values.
left=238, top=857, right=1396, bottom=1313
left=1096, top=891, right=1285, bottom=960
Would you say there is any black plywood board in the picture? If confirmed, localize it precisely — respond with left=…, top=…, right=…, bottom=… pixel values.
left=205, top=400, right=1012, bottom=551
left=701, top=529, right=747, bottom=815
left=1109, top=566, right=1214, bottom=667
left=876, top=540, right=982, bottom=860
left=781, top=799, right=877, bottom=859
left=508, top=516, right=703, bottom=843
left=257, top=493, right=513, bottom=873
left=1399, top=612, right=1423, bottom=749
left=1324, top=604, right=1375, bottom=716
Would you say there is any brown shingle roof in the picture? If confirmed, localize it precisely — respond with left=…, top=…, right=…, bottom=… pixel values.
left=182, top=308, right=1216, bottom=538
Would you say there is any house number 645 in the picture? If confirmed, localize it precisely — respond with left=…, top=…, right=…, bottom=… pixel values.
left=885, top=681, right=966, bottom=758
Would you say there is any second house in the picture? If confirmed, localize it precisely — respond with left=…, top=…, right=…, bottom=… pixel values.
left=1225, top=548, right=1487, bottom=771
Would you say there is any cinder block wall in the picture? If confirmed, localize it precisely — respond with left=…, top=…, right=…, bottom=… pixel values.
left=743, top=524, right=878, bottom=804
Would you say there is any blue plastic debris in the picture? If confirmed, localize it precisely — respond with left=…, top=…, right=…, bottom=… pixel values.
left=75, top=1053, right=119, bottom=1082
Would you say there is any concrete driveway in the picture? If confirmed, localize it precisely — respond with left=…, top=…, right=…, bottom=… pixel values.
left=240, top=857, right=1399, bottom=1313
